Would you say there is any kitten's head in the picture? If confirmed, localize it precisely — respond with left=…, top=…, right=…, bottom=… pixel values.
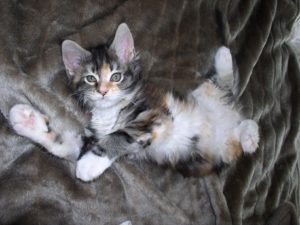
left=62, top=23, right=140, bottom=109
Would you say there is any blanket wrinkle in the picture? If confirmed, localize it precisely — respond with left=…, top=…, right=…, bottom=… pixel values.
left=232, top=0, right=277, bottom=98
left=112, top=161, right=193, bottom=225
left=223, top=0, right=300, bottom=222
left=204, top=176, right=232, bottom=225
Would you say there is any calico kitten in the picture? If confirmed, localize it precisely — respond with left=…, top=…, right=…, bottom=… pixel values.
left=9, top=23, right=259, bottom=181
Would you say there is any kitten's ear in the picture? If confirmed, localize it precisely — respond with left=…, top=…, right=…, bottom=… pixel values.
left=110, top=23, right=135, bottom=64
left=62, top=40, right=91, bottom=76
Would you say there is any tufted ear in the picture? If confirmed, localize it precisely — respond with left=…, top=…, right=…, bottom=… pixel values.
left=62, top=40, right=91, bottom=76
left=110, top=23, right=135, bottom=64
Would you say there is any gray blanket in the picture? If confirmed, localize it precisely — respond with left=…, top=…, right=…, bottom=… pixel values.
left=0, top=0, right=299, bottom=225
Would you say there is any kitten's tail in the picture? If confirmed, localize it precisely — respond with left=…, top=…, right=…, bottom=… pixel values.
left=175, top=155, right=222, bottom=177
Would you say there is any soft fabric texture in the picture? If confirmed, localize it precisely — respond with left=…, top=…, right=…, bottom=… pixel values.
left=0, top=0, right=299, bottom=225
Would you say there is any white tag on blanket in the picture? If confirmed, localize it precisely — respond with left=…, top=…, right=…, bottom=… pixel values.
left=118, top=221, right=132, bottom=225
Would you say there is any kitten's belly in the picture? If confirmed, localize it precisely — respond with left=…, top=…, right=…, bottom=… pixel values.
left=147, top=96, right=205, bottom=164
left=146, top=92, right=241, bottom=164
left=148, top=116, right=202, bottom=164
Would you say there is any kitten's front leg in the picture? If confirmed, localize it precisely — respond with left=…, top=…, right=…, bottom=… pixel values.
left=76, top=149, right=113, bottom=182
left=9, top=104, right=82, bottom=160
left=76, top=131, right=142, bottom=182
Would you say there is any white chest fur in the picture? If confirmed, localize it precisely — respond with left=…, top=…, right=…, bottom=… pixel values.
left=91, top=106, right=123, bottom=138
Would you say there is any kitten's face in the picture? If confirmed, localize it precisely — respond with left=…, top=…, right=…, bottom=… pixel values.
left=62, top=23, right=139, bottom=109
left=78, top=51, right=138, bottom=108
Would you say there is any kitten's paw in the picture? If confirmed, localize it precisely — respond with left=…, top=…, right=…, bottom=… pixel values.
left=239, top=120, right=259, bottom=153
left=215, top=46, right=233, bottom=77
left=76, top=152, right=112, bottom=182
left=136, top=133, right=152, bottom=147
left=9, top=104, right=52, bottom=142
left=52, top=131, right=83, bottom=160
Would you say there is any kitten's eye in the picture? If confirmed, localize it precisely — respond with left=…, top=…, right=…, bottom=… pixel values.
left=85, top=75, right=97, bottom=84
left=110, top=73, right=122, bottom=82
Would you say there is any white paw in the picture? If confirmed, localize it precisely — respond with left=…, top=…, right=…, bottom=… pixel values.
left=50, top=131, right=82, bottom=160
left=62, top=131, right=83, bottom=157
left=9, top=104, right=49, bottom=142
left=239, top=120, right=259, bottom=153
left=76, top=151, right=112, bottom=182
left=215, top=46, right=233, bottom=77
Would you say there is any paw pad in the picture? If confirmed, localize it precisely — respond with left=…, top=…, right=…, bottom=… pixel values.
left=9, top=104, right=49, bottom=141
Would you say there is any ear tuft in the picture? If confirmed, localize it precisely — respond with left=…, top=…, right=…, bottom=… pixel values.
left=62, top=40, right=91, bottom=76
left=110, top=23, right=135, bottom=64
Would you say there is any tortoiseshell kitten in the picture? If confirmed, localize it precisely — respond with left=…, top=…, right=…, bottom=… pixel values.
left=9, top=23, right=259, bottom=181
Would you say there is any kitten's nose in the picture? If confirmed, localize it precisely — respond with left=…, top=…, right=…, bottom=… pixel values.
left=98, top=86, right=108, bottom=96
left=99, top=90, right=108, bottom=96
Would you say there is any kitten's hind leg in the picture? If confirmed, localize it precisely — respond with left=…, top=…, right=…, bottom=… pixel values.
left=9, top=104, right=82, bottom=160
left=76, top=131, right=143, bottom=182
left=214, top=46, right=234, bottom=90
left=9, top=104, right=53, bottom=143
left=237, top=119, right=259, bottom=153
left=223, top=120, right=259, bottom=164
left=176, top=156, right=216, bottom=177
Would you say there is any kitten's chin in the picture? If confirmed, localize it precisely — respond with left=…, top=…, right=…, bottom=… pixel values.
left=94, top=98, right=117, bottom=108
left=88, top=91, right=135, bottom=109
left=93, top=96, right=125, bottom=109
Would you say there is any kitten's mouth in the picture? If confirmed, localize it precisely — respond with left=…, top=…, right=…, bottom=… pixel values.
left=97, top=95, right=106, bottom=100
left=96, top=92, right=109, bottom=100
left=96, top=96, right=112, bottom=104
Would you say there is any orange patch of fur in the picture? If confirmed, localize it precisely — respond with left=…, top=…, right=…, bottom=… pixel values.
left=100, top=63, right=110, bottom=79
left=107, top=82, right=119, bottom=91
left=161, top=96, right=171, bottom=112
left=151, top=116, right=173, bottom=142
left=200, top=149, right=215, bottom=162
left=203, top=82, right=217, bottom=97
left=224, top=138, right=242, bottom=163
left=99, top=63, right=120, bottom=91
left=151, top=131, right=157, bottom=141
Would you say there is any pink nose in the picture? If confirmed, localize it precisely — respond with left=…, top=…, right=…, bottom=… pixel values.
left=98, top=87, right=108, bottom=96
left=99, top=90, right=108, bottom=96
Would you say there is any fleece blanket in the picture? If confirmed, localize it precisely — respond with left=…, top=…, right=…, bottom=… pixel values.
left=0, top=0, right=299, bottom=225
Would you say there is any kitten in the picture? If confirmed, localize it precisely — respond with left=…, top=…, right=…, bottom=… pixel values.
left=9, top=23, right=259, bottom=182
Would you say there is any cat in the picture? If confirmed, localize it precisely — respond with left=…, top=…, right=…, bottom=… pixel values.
left=9, top=23, right=259, bottom=182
